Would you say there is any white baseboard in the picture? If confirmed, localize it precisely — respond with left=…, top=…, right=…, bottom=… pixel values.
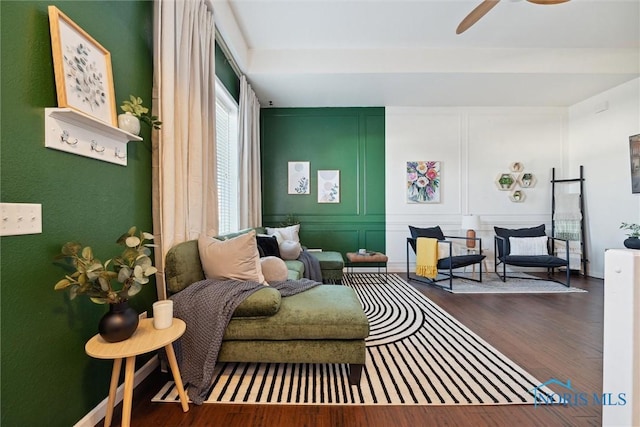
left=73, top=355, right=159, bottom=427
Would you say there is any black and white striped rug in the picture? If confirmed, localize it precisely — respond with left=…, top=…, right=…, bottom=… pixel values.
left=152, top=273, right=557, bottom=405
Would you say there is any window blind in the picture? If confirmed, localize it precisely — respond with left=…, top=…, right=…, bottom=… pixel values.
left=215, top=80, right=239, bottom=235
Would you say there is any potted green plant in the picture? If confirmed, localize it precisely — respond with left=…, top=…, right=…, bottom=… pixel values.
left=498, top=174, right=514, bottom=189
left=53, top=226, right=157, bottom=342
left=620, top=222, right=640, bottom=249
left=521, top=173, right=533, bottom=187
left=118, top=95, right=162, bottom=135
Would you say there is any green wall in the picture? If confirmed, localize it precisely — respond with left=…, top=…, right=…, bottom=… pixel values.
left=261, top=108, right=385, bottom=255
left=1, top=2, right=155, bottom=425
left=215, top=42, right=240, bottom=102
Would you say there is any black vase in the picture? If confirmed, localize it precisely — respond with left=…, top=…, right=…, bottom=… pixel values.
left=98, top=301, right=139, bottom=343
left=624, top=237, right=640, bottom=250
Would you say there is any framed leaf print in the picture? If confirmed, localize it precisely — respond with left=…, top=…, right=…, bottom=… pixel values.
left=48, top=6, right=117, bottom=125
left=288, top=161, right=310, bottom=194
left=318, top=170, right=340, bottom=203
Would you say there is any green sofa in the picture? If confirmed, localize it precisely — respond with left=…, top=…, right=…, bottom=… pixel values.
left=164, top=237, right=369, bottom=384
left=201, top=227, right=344, bottom=282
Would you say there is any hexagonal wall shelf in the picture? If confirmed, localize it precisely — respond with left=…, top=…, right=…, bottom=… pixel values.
left=510, top=190, right=526, bottom=203
left=495, top=173, right=516, bottom=191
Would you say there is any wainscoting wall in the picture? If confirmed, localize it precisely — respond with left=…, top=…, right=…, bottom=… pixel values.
left=385, top=106, right=568, bottom=273
left=261, top=108, right=385, bottom=255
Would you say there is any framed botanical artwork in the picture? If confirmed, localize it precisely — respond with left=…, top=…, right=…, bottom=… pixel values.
left=630, top=134, right=640, bottom=194
left=288, top=161, right=310, bottom=194
left=48, top=6, right=117, bottom=126
left=407, top=161, right=441, bottom=203
left=318, top=170, right=340, bottom=203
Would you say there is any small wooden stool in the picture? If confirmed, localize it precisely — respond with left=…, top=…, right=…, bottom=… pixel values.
left=85, top=318, right=189, bottom=427
left=346, top=252, right=388, bottom=281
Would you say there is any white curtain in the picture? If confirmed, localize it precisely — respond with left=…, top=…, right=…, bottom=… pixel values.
left=238, top=75, right=262, bottom=228
left=152, top=0, right=218, bottom=299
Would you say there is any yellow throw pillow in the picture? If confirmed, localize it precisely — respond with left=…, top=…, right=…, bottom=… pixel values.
left=197, top=230, right=266, bottom=285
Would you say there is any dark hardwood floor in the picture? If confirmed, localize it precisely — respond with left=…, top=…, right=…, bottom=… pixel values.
left=98, top=273, right=604, bottom=427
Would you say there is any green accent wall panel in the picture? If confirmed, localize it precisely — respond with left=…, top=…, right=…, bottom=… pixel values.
left=215, top=42, right=240, bottom=102
left=1, top=2, right=154, bottom=425
left=261, top=108, right=385, bottom=255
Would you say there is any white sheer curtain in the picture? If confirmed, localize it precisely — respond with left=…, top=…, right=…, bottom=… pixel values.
left=238, top=75, right=262, bottom=228
left=152, top=0, right=218, bottom=299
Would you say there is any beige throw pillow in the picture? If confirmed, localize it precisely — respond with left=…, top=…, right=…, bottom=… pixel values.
left=260, top=256, right=289, bottom=284
left=197, top=230, right=266, bottom=285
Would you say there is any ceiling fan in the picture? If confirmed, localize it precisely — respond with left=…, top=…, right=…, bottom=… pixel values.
left=456, top=0, right=570, bottom=35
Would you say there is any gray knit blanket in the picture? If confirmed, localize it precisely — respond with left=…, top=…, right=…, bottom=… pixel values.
left=170, top=278, right=320, bottom=405
left=298, top=249, right=323, bottom=282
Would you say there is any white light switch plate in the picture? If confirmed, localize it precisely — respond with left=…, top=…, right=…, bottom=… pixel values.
left=0, top=203, right=42, bottom=236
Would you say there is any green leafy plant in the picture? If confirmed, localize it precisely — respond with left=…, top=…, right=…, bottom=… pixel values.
left=120, top=95, right=162, bottom=130
left=279, top=214, right=300, bottom=227
left=53, top=227, right=157, bottom=304
left=499, top=174, right=514, bottom=186
left=620, top=222, right=640, bottom=238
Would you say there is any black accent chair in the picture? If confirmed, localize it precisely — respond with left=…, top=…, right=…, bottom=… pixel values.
left=406, top=225, right=486, bottom=290
left=494, top=225, right=570, bottom=287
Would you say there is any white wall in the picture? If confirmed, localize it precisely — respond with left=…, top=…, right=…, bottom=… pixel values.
left=568, top=78, right=640, bottom=278
left=385, top=78, right=640, bottom=279
left=385, top=106, right=568, bottom=273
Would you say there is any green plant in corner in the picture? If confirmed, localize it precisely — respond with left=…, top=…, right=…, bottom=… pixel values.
left=120, top=95, right=162, bottom=130
left=53, top=227, right=157, bottom=304
left=620, top=222, right=640, bottom=238
left=279, top=214, right=300, bottom=227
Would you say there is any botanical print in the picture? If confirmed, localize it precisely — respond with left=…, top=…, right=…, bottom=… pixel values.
left=49, top=6, right=116, bottom=125
left=63, top=41, right=106, bottom=113
left=318, top=170, right=340, bottom=203
left=288, top=161, right=310, bottom=194
left=407, top=161, right=441, bottom=203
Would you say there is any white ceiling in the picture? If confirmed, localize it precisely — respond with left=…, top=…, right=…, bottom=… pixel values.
left=212, top=0, right=640, bottom=108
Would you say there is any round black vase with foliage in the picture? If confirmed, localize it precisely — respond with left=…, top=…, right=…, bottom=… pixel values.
left=624, top=237, right=640, bottom=250
left=98, top=301, right=139, bottom=343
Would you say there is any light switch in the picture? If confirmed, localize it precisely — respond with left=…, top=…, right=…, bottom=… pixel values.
left=0, top=203, right=42, bottom=236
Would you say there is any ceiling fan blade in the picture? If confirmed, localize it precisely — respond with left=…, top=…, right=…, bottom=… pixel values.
left=526, top=0, right=570, bottom=4
left=456, top=0, right=501, bottom=35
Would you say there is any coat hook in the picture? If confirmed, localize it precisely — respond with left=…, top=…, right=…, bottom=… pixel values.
left=90, top=140, right=105, bottom=153
left=60, top=130, right=78, bottom=145
left=114, top=147, right=126, bottom=159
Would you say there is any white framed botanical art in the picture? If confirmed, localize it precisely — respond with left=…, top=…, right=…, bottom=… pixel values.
left=288, top=161, right=310, bottom=194
left=48, top=6, right=117, bottom=126
left=318, top=170, right=340, bottom=203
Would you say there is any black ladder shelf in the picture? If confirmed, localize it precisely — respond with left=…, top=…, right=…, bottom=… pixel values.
left=551, top=165, right=587, bottom=276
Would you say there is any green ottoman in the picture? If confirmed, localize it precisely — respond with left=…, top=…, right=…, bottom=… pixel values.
left=310, top=251, right=345, bottom=284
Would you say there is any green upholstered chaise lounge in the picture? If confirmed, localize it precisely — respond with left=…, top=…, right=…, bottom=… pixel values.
left=164, top=239, right=369, bottom=384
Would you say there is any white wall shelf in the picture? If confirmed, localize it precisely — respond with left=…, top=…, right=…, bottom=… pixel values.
left=44, top=108, right=142, bottom=166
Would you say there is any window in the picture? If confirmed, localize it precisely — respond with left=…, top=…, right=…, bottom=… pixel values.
left=215, top=78, right=239, bottom=235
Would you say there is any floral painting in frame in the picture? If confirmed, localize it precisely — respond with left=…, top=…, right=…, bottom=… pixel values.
left=48, top=6, right=117, bottom=126
left=407, top=161, right=441, bottom=203
left=318, top=170, right=340, bottom=203
left=288, top=161, right=310, bottom=194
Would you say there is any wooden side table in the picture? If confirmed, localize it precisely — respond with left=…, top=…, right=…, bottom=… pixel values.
left=85, top=318, right=189, bottom=427
left=346, top=251, right=388, bottom=281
